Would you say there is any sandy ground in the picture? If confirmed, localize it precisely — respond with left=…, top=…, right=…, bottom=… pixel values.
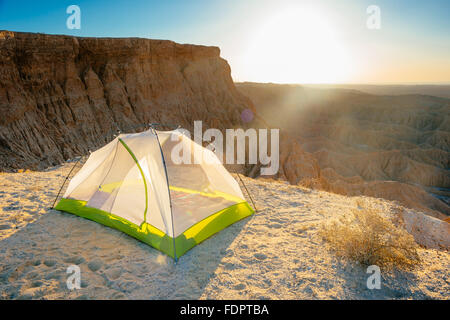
left=0, top=163, right=449, bottom=300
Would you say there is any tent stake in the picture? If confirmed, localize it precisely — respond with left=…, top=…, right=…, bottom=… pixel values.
left=237, top=173, right=257, bottom=212
left=51, top=156, right=83, bottom=209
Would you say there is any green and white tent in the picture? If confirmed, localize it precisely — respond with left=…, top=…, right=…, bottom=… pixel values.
left=55, top=128, right=254, bottom=261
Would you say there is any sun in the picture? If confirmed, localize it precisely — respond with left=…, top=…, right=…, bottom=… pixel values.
left=242, top=7, right=351, bottom=84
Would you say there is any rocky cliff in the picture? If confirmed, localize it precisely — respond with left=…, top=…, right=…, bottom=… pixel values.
left=0, top=31, right=254, bottom=170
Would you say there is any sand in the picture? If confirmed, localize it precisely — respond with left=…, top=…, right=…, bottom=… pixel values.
left=0, top=163, right=449, bottom=300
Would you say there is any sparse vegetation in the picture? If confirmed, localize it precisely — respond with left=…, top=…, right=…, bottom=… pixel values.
left=320, top=206, right=420, bottom=270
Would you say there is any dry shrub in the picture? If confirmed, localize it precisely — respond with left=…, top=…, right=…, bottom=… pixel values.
left=320, top=207, right=420, bottom=270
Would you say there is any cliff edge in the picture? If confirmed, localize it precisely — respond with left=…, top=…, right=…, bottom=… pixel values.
left=0, top=31, right=254, bottom=170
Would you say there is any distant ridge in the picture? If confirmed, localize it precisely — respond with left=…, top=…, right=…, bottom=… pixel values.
left=236, top=82, right=450, bottom=99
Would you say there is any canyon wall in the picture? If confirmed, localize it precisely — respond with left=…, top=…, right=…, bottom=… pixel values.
left=0, top=31, right=254, bottom=170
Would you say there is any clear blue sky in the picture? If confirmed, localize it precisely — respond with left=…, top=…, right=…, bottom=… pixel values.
left=1, top=0, right=449, bottom=83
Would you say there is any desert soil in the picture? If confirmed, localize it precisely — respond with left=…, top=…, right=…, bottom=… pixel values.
left=0, top=162, right=448, bottom=300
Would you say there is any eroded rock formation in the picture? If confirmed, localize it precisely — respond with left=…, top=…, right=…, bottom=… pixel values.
left=0, top=31, right=254, bottom=170
left=237, top=82, right=450, bottom=218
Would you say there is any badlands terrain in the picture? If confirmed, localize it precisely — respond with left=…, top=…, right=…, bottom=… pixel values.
left=237, top=82, right=450, bottom=220
left=0, top=31, right=449, bottom=300
left=1, top=31, right=448, bottom=221
left=0, top=162, right=448, bottom=300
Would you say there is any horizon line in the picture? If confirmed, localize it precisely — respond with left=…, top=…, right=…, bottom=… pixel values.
left=234, top=81, right=450, bottom=86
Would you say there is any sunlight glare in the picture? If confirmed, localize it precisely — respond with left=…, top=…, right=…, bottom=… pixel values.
left=242, top=7, right=351, bottom=84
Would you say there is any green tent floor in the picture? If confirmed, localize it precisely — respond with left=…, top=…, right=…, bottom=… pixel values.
left=55, top=198, right=254, bottom=259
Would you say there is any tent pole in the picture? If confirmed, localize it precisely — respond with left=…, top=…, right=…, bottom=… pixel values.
left=51, top=155, right=83, bottom=209
left=52, top=125, right=123, bottom=210
left=237, top=173, right=257, bottom=212
left=152, top=126, right=178, bottom=263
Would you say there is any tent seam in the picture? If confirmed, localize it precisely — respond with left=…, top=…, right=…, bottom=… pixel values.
left=153, top=128, right=178, bottom=262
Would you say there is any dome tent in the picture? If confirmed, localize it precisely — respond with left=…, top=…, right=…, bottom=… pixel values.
left=54, top=127, right=254, bottom=261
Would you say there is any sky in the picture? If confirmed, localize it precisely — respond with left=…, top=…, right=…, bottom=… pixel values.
left=1, top=0, right=449, bottom=84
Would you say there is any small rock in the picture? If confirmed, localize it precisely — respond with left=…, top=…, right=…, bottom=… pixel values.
left=223, top=262, right=236, bottom=270
left=31, top=280, right=43, bottom=288
left=88, top=259, right=103, bottom=272
left=233, top=283, right=246, bottom=291
left=44, top=259, right=57, bottom=267
left=254, top=253, right=267, bottom=260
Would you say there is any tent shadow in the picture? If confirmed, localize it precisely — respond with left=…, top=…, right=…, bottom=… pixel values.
left=0, top=208, right=251, bottom=299
left=140, top=209, right=253, bottom=299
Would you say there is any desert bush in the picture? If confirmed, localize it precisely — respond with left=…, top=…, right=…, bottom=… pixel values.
left=320, top=207, right=420, bottom=270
